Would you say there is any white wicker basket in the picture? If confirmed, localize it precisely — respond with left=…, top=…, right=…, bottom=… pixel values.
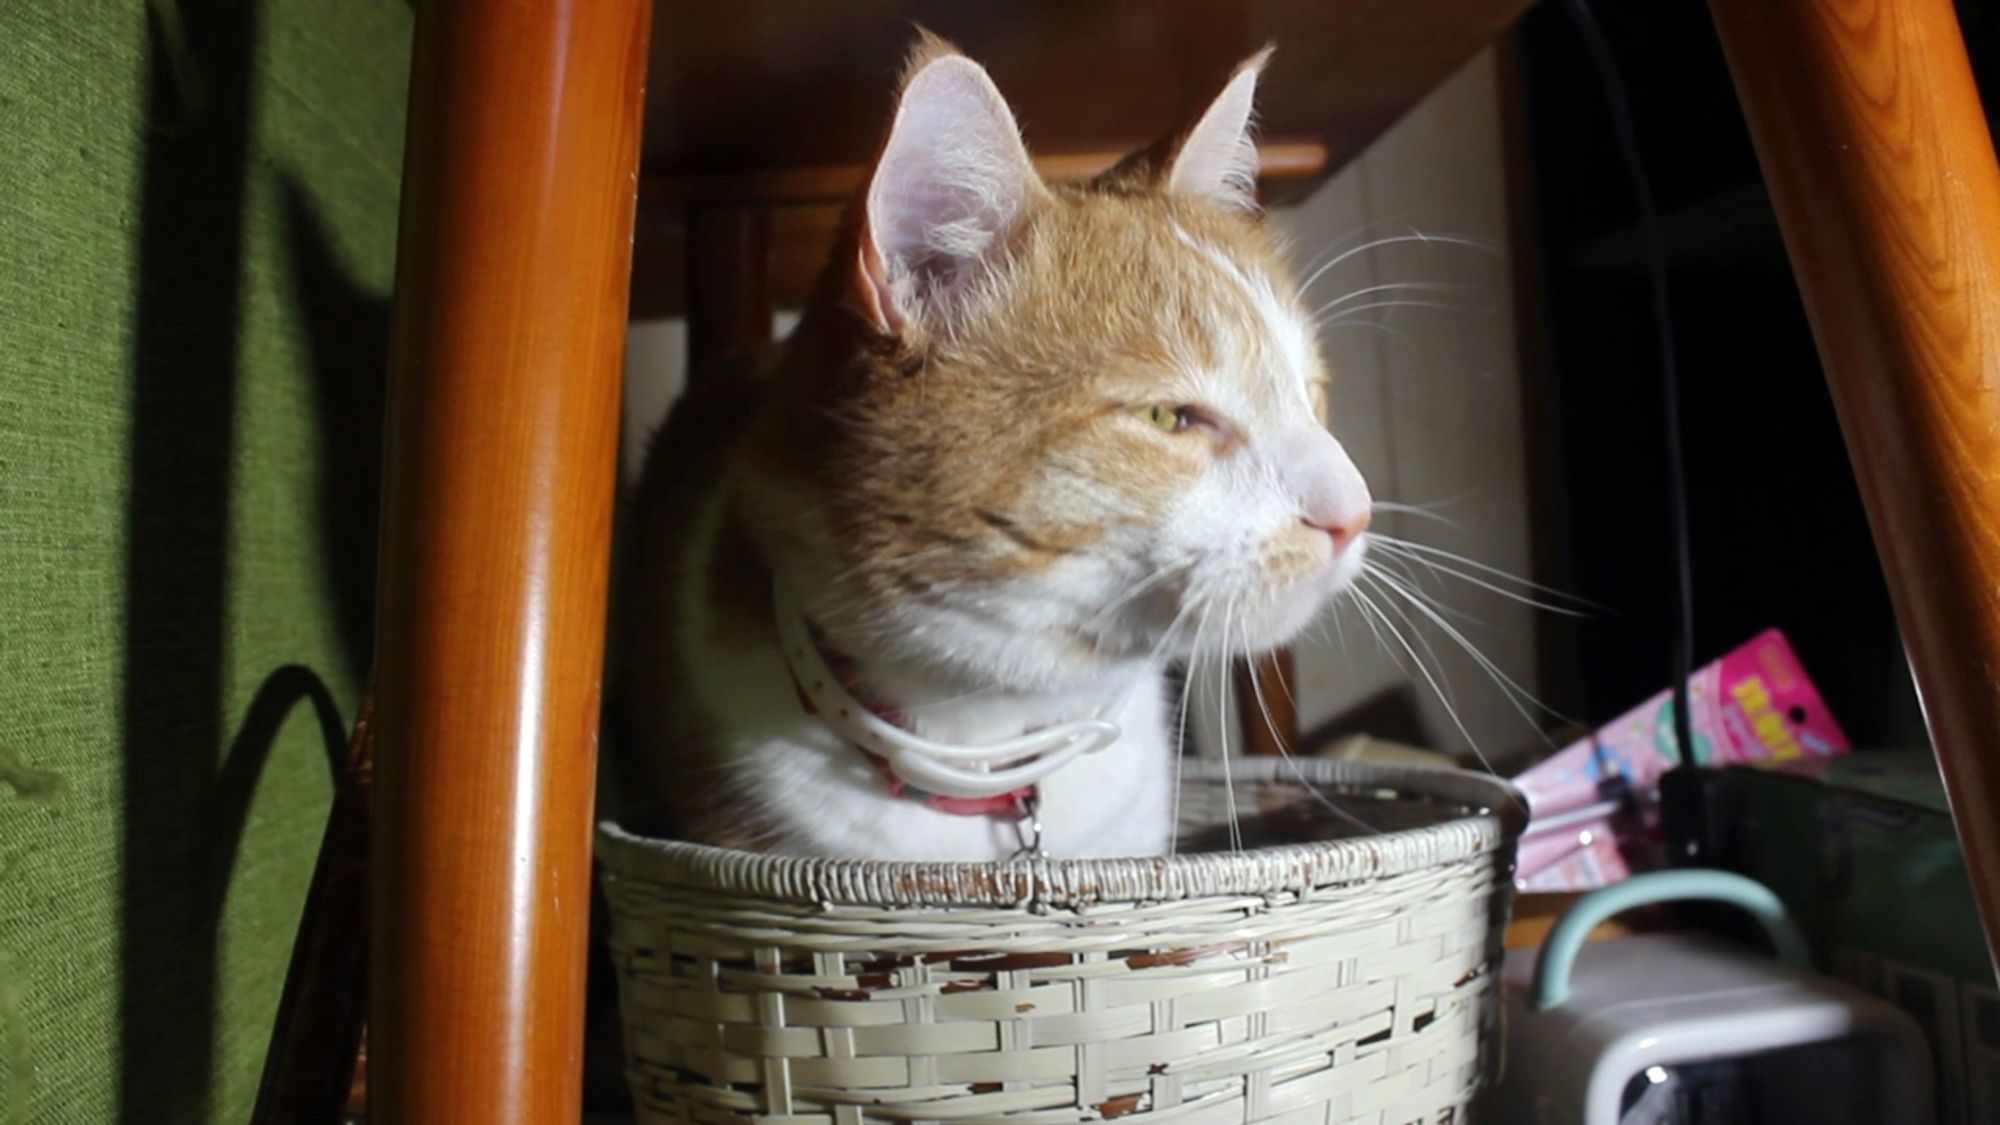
left=598, top=758, right=1523, bottom=1125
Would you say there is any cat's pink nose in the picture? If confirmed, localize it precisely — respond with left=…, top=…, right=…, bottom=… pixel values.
left=1302, top=509, right=1370, bottom=551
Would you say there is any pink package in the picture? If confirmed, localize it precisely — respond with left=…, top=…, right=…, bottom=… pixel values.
left=1517, top=821, right=1634, bottom=892
left=1509, top=628, right=1851, bottom=892
left=1514, top=803, right=1634, bottom=890
left=1514, top=627, right=1851, bottom=820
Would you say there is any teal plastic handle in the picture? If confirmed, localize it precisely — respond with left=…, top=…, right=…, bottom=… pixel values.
left=1531, top=869, right=1811, bottom=1010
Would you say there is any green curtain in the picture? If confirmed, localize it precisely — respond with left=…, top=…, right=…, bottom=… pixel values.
left=1, top=1, right=409, bottom=1119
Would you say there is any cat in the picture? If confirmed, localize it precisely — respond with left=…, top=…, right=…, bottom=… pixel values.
left=616, top=35, right=1373, bottom=862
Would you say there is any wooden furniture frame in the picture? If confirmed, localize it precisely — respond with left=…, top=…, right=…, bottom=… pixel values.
left=367, top=2, right=652, bottom=1121
left=345, top=0, right=2000, bottom=1119
left=1710, top=0, right=2000, bottom=973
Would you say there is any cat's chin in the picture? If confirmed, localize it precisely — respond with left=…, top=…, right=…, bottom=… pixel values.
left=1226, top=540, right=1370, bottom=655
left=1235, top=599, right=1333, bottom=655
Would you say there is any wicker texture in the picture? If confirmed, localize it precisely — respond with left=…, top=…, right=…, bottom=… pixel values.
left=600, top=759, right=1522, bottom=1125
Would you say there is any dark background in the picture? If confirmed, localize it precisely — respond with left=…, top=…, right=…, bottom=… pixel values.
left=1509, top=1, right=2000, bottom=749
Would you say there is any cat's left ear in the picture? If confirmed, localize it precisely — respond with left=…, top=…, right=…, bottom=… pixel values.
left=1162, top=47, right=1272, bottom=212
left=852, top=38, right=1048, bottom=336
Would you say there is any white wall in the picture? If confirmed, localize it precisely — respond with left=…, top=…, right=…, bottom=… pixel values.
left=622, top=318, right=687, bottom=482
left=1271, top=47, right=1543, bottom=762
left=623, top=47, right=1545, bottom=761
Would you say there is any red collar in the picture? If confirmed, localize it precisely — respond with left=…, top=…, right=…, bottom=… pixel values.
left=787, top=652, right=1036, bottom=818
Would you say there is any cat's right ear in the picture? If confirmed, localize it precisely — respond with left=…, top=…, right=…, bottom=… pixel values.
left=848, top=38, right=1047, bottom=336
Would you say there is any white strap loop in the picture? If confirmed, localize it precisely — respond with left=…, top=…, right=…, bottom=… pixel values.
left=775, top=584, right=1124, bottom=799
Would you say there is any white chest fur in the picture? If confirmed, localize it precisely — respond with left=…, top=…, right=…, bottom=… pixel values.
left=667, top=504, right=1176, bottom=861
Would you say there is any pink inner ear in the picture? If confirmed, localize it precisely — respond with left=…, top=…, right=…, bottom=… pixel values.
left=1166, top=53, right=1267, bottom=212
left=852, top=236, right=903, bottom=336
left=854, top=55, right=1044, bottom=334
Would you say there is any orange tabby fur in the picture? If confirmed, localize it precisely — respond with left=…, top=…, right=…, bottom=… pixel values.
left=616, top=37, right=1370, bottom=858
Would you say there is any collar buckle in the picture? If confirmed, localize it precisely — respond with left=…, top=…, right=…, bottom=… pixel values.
left=1009, top=792, right=1046, bottom=861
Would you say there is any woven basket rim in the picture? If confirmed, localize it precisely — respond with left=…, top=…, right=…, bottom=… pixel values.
left=598, top=758, right=1525, bottom=909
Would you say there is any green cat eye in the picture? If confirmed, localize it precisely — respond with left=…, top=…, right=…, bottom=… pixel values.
left=1140, top=404, right=1193, bottom=433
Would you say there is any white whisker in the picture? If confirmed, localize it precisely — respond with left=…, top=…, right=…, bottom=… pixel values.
left=1243, top=635, right=1384, bottom=837
left=1367, top=551, right=1485, bottom=626
left=1216, top=601, right=1242, bottom=853
left=1310, top=280, right=1476, bottom=319
left=1367, top=565, right=1574, bottom=744
left=1315, top=297, right=1492, bottom=328
left=1295, top=231, right=1502, bottom=294
left=1317, top=319, right=1418, bottom=346
left=1362, top=570, right=1459, bottom=706
left=1370, top=540, right=1579, bottom=620
left=1171, top=600, right=1219, bottom=856
left=1372, top=499, right=1461, bottom=528
left=1087, top=558, right=1192, bottom=629
left=1350, top=578, right=1504, bottom=782
left=1370, top=533, right=1603, bottom=611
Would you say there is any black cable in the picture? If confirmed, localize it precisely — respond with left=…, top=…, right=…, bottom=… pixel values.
left=1560, top=0, right=1705, bottom=860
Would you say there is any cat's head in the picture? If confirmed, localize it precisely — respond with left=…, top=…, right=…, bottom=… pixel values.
left=751, top=36, right=1371, bottom=689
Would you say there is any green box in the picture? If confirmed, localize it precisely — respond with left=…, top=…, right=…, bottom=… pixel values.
left=1721, top=750, right=1997, bottom=1123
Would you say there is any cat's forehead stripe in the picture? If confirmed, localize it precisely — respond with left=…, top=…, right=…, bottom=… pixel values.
left=1167, top=221, right=1317, bottom=415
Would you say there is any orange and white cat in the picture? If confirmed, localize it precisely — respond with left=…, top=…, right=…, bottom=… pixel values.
left=619, top=37, right=1371, bottom=861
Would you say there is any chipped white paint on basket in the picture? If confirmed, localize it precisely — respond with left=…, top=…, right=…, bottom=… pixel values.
left=598, top=758, right=1524, bottom=1125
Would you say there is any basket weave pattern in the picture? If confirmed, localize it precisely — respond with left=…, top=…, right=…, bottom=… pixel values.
left=600, top=760, right=1520, bottom=1125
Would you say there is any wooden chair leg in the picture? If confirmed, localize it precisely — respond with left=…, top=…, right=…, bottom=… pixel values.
left=686, top=205, right=774, bottom=374
left=252, top=692, right=374, bottom=1125
left=1238, top=651, right=1300, bottom=757
left=369, top=2, right=652, bottom=1121
left=1711, top=0, right=2000, bottom=969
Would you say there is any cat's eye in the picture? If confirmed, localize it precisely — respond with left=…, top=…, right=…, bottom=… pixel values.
left=1140, top=404, right=1196, bottom=433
